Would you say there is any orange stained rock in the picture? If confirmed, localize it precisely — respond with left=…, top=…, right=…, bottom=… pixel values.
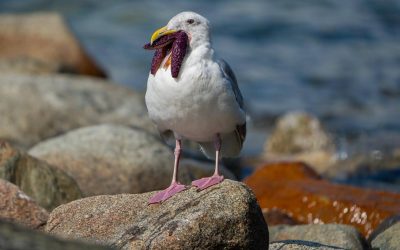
left=244, top=162, right=400, bottom=237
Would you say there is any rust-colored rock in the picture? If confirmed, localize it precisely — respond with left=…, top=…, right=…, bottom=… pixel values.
left=244, top=162, right=400, bottom=237
left=0, top=179, right=48, bottom=230
left=0, top=12, right=106, bottom=77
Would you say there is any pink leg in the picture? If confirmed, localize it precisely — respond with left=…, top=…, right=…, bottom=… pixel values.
left=148, top=139, right=187, bottom=204
left=192, top=134, right=224, bottom=190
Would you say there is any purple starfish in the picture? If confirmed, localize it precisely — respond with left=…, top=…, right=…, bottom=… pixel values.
left=143, top=31, right=188, bottom=78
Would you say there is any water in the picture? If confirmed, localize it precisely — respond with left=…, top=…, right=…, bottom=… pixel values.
left=1, top=0, right=400, bottom=157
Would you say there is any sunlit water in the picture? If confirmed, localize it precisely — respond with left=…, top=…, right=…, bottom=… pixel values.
left=1, top=0, right=400, bottom=159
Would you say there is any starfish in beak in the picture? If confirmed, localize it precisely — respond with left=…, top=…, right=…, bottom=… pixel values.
left=144, top=26, right=188, bottom=78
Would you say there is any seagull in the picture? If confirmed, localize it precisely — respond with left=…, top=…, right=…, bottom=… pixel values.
left=144, top=11, right=246, bottom=204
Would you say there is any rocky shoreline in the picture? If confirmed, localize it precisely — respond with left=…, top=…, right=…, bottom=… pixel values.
left=1, top=12, right=399, bottom=250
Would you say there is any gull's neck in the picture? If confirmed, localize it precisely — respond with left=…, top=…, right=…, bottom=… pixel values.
left=186, top=41, right=214, bottom=64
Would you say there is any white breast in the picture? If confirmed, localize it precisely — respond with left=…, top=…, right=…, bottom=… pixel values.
left=145, top=47, right=245, bottom=142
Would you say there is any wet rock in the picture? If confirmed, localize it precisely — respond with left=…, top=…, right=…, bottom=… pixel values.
left=244, top=162, right=400, bottom=237
left=263, top=112, right=337, bottom=173
left=0, top=219, right=114, bottom=250
left=0, top=73, right=153, bottom=149
left=0, top=142, right=81, bottom=211
left=29, top=125, right=174, bottom=196
left=371, top=221, right=400, bottom=250
left=269, top=240, right=350, bottom=250
left=0, top=179, right=48, bottom=230
left=0, top=12, right=106, bottom=77
left=269, top=224, right=367, bottom=250
left=45, top=180, right=268, bottom=250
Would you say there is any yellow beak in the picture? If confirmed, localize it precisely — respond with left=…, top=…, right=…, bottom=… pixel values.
left=150, top=26, right=177, bottom=45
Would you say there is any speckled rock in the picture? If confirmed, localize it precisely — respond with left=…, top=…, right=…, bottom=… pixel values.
left=45, top=180, right=268, bottom=250
left=0, top=142, right=81, bottom=211
left=0, top=12, right=105, bottom=77
left=0, top=73, right=153, bottom=149
left=245, top=162, right=400, bottom=237
left=0, top=219, right=114, bottom=250
left=29, top=125, right=174, bottom=196
left=371, top=221, right=400, bottom=250
left=0, top=179, right=48, bottom=230
left=269, top=224, right=367, bottom=250
left=264, top=112, right=336, bottom=173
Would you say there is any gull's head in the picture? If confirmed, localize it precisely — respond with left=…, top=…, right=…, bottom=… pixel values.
left=150, top=11, right=210, bottom=49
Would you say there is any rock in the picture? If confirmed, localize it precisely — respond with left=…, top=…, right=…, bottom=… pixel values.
left=0, top=220, right=114, bottom=250
left=0, top=73, right=153, bottom=149
left=0, top=179, right=48, bottom=230
left=325, top=150, right=400, bottom=193
left=45, top=180, right=268, bottom=249
left=0, top=12, right=106, bottom=77
left=244, top=162, right=400, bottom=237
left=368, top=215, right=400, bottom=243
left=263, top=112, right=337, bottom=173
left=269, top=240, right=348, bottom=250
left=28, top=125, right=173, bottom=197
left=371, top=221, right=400, bottom=250
left=0, top=142, right=81, bottom=211
left=269, top=224, right=367, bottom=250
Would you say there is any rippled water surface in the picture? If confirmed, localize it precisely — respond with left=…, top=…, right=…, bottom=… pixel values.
left=1, top=0, right=400, bottom=156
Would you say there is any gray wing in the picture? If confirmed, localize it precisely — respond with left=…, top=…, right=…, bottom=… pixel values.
left=217, top=59, right=244, bottom=110
left=216, top=59, right=246, bottom=152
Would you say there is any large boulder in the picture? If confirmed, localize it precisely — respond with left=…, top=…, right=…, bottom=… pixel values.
left=263, top=112, right=336, bottom=173
left=0, top=179, right=48, bottom=230
left=244, top=162, right=400, bottom=237
left=0, top=73, right=153, bottom=149
left=0, top=219, right=113, bottom=250
left=29, top=125, right=173, bottom=197
left=29, top=125, right=234, bottom=197
left=269, top=224, right=367, bottom=250
left=45, top=180, right=268, bottom=249
left=0, top=142, right=81, bottom=211
left=0, top=12, right=106, bottom=77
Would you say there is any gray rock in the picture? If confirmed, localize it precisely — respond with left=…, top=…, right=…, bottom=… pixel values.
left=0, top=73, right=153, bottom=149
left=45, top=180, right=268, bottom=250
left=269, top=240, right=348, bottom=250
left=270, top=224, right=367, bottom=250
left=263, top=112, right=336, bottom=174
left=29, top=125, right=174, bottom=197
left=0, top=220, right=114, bottom=250
left=371, top=221, right=400, bottom=250
left=0, top=142, right=81, bottom=211
left=0, top=12, right=106, bottom=77
left=0, top=179, right=48, bottom=230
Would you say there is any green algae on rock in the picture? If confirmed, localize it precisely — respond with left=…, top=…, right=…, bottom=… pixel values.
left=0, top=142, right=81, bottom=211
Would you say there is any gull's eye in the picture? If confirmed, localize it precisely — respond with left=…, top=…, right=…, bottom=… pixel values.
left=186, top=19, right=195, bottom=24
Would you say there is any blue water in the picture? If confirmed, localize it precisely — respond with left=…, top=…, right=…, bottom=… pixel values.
left=1, top=0, right=400, bottom=157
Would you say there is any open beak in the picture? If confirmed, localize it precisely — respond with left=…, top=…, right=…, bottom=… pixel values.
left=150, top=26, right=177, bottom=45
